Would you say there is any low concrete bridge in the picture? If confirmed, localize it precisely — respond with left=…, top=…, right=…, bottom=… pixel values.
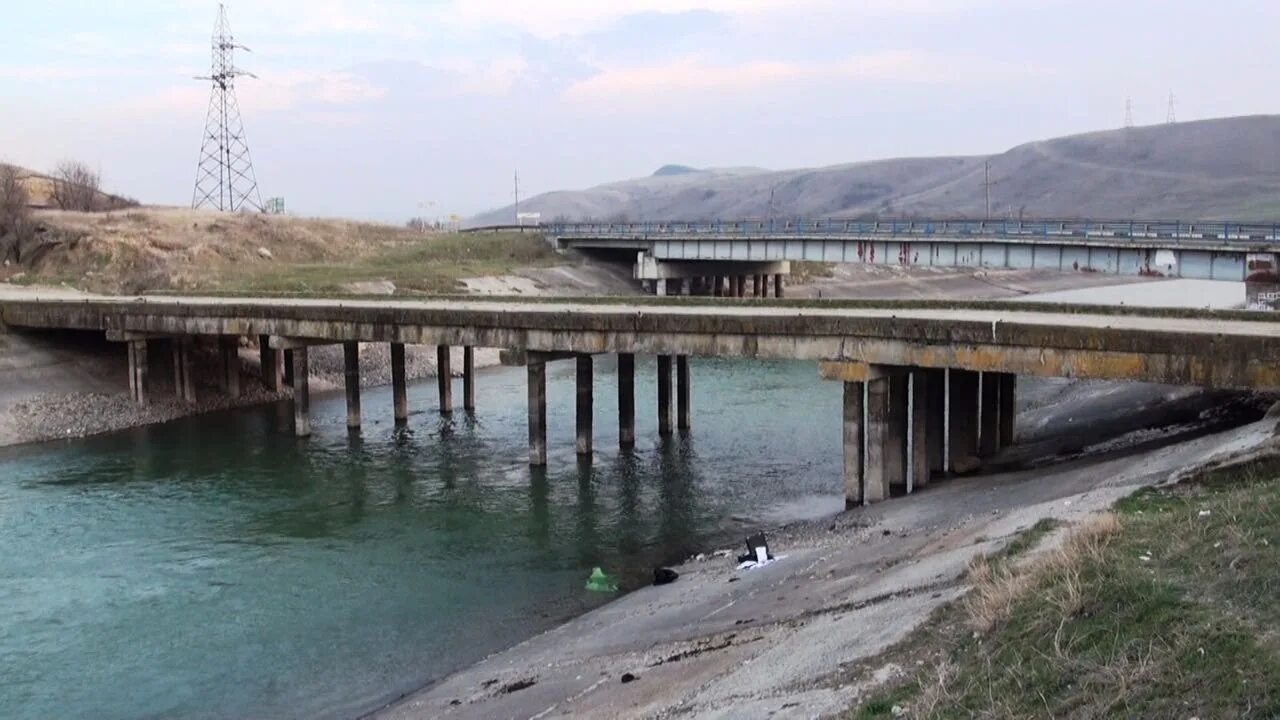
left=4, top=293, right=1279, bottom=507
left=541, top=218, right=1280, bottom=292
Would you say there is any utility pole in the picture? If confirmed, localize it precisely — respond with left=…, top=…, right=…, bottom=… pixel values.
left=192, top=3, right=263, bottom=212
left=984, top=161, right=992, bottom=220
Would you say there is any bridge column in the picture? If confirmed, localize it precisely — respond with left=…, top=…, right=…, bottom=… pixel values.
left=713, top=276, right=723, bottom=297
left=528, top=358, right=547, bottom=466
left=657, top=355, right=673, bottom=436
left=736, top=275, right=747, bottom=298
left=864, top=373, right=898, bottom=504
left=948, top=369, right=980, bottom=472
left=999, top=373, right=1017, bottom=447
left=219, top=337, right=240, bottom=400
left=576, top=355, right=593, bottom=456
left=925, top=368, right=946, bottom=475
left=842, top=380, right=864, bottom=508
left=979, top=373, right=1000, bottom=458
left=172, top=338, right=196, bottom=404
left=463, top=346, right=476, bottom=412
left=438, top=345, right=453, bottom=414
left=774, top=274, right=785, bottom=298
left=344, top=341, right=361, bottom=428
left=128, top=340, right=148, bottom=405
left=752, top=275, right=761, bottom=297
left=259, top=335, right=282, bottom=392
left=888, top=372, right=910, bottom=493
left=655, top=278, right=667, bottom=297
left=293, top=346, right=311, bottom=437
left=910, top=369, right=929, bottom=491
left=677, top=355, right=691, bottom=431
left=618, top=353, right=635, bottom=448
left=391, top=342, right=408, bottom=423
left=283, top=349, right=294, bottom=388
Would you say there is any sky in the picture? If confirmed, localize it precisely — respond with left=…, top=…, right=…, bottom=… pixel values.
left=2, top=0, right=1279, bottom=221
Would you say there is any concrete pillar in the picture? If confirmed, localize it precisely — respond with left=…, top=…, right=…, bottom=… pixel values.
left=343, top=341, right=361, bottom=428
left=528, top=359, right=547, bottom=466
left=998, top=373, right=1017, bottom=448
left=293, top=346, right=311, bottom=437
left=618, top=353, right=635, bottom=448
left=762, top=274, right=771, bottom=298
left=736, top=275, right=747, bottom=298
left=283, top=349, right=294, bottom=388
left=925, top=368, right=946, bottom=475
left=437, top=345, right=453, bottom=414
left=260, top=335, right=282, bottom=392
left=752, top=274, right=761, bottom=297
left=864, top=376, right=892, bottom=504
left=910, top=370, right=929, bottom=491
left=219, top=337, right=241, bottom=399
left=774, top=273, right=785, bottom=298
left=576, top=355, right=593, bottom=456
left=713, top=276, right=723, bottom=297
left=657, top=355, right=673, bottom=436
left=949, top=369, right=980, bottom=472
left=172, top=338, right=196, bottom=404
left=391, top=342, right=408, bottom=423
left=655, top=278, right=667, bottom=297
left=463, top=346, right=476, bottom=412
left=979, top=372, right=1000, bottom=458
left=888, top=372, right=909, bottom=492
left=128, top=340, right=148, bottom=405
left=677, top=355, right=691, bottom=431
left=843, top=381, right=864, bottom=508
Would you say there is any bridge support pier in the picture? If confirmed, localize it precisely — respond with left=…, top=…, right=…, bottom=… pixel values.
left=677, top=355, right=691, bottom=431
left=910, top=369, right=930, bottom=491
left=260, top=335, right=283, bottom=392
left=657, top=355, right=673, bottom=436
left=842, top=381, right=864, bottom=508
left=463, top=346, right=476, bottom=412
left=752, top=275, right=761, bottom=297
left=999, top=373, right=1017, bottom=447
left=774, top=274, right=785, bottom=298
left=172, top=338, right=196, bottom=404
left=864, top=373, right=898, bottom=503
left=528, top=358, right=547, bottom=466
left=949, top=369, right=980, bottom=472
left=438, top=345, right=453, bottom=414
left=577, top=355, right=593, bottom=455
left=391, top=342, right=408, bottom=423
left=618, top=353, right=635, bottom=448
left=283, top=349, right=294, bottom=388
left=344, top=341, right=361, bottom=428
left=127, top=339, right=148, bottom=405
left=219, top=337, right=240, bottom=400
left=979, top=373, right=1001, bottom=457
left=887, top=372, right=909, bottom=493
left=925, top=368, right=946, bottom=476
left=293, top=346, right=311, bottom=437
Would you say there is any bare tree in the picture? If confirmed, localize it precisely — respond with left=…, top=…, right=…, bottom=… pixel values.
left=51, top=160, right=101, bottom=212
left=0, top=164, right=31, bottom=237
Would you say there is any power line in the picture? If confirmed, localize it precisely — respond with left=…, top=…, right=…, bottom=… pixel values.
left=192, top=3, right=263, bottom=212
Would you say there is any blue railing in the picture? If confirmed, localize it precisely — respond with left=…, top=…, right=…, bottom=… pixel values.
left=546, top=218, right=1280, bottom=244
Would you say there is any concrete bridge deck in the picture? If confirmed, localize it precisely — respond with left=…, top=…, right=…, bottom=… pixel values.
left=4, top=292, right=1277, bottom=506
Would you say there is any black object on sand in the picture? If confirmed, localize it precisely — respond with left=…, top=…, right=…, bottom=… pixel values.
left=653, top=567, right=679, bottom=585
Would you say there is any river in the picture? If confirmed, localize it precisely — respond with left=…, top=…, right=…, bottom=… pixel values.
left=0, top=357, right=843, bottom=720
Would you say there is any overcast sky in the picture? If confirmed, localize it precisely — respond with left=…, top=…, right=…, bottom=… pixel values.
left=3, top=0, right=1278, bottom=221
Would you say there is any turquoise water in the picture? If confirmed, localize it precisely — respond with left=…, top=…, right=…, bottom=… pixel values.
left=0, top=357, right=842, bottom=719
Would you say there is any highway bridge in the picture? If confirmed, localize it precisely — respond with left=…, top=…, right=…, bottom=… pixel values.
left=514, top=218, right=1280, bottom=293
left=4, top=292, right=1279, bottom=507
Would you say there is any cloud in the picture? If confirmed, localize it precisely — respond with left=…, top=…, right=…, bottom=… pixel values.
left=122, top=70, right=387, bottom=117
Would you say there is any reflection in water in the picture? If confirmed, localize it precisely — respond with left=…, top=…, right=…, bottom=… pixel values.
left=0, top=358, right=840, bottom=720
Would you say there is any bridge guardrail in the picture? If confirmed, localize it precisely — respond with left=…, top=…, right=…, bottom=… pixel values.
left=545, top=218, right=1280, bottom=244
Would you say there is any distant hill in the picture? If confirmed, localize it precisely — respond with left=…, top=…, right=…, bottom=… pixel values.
left=470, top=115, right=1280, bottom=224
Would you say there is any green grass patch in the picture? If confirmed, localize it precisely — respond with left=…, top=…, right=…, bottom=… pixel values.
left=846, top=462, right=1280, bottom=718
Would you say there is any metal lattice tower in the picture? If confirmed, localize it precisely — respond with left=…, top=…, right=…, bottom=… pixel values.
left=1166, top=91, right=1177, bottom=124
left=1124, top=97, right=1134, bottom=129
left=192, top=4, right=263, bottom=212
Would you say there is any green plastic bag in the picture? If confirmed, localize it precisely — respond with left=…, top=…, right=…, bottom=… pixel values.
left=585, top=567, right=618, bottom=592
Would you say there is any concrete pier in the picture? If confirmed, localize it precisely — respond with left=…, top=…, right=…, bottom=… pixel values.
left=391, top=342, right=408, bottom=423
left=618, top=353, right=635, bottom=448
left=219, top=337, right=240, bottom=399
left=887, top=372, right=909, bottom=492
left=752, top=275, right=761, bottom=297
left=259, top=334, right=282, bottom=392
left=344, top=341, right=361, bottom=428
left=528, top=359, right=547, bottom=466
left=437, top=345, right=453, bottom=414
left=910, top=369, right=929, bottom=491
left=998, top=373, right=1017, bottom=447
left=949, top=369, right=980, bottom=471
left=293, top=346, right=311, bottom=437
left=774, top=273, right=785, bottom=298
left=864, top=375, right=893, bottom=503
left=127, top=339, right=148, bottom=405
left=173, top=338, right=196, bottom=404
left=842, top=380, right=864, bottom=508
left=979, top=373, right=1001, bottom=457
left=925, top=368, right=946, bottom=475
left=576, top=355, right=593, bottom=455
left=463, top=346, right=476, bottom=412
left=677, top=355, right=691, bottom=431
left=657, top=355, right=673, bottom=436
left=283, top=349, right=294, bottom=388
